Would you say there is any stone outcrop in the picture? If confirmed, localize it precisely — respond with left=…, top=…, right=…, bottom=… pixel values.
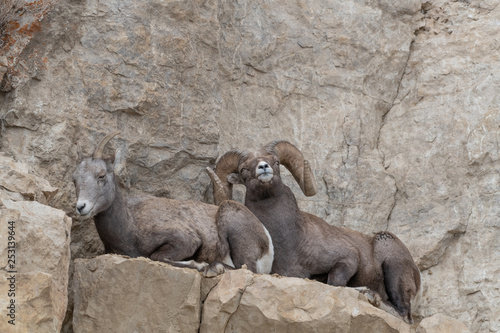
left=0, top=154, right=71, bottom=333
left=417, top=314, right=470, bottom=333
left=73, top=255, right=202, bottom=333
left=0, top=152, right=58, bottom=204
left=201, top=269, right=410, bottom=333
left=0, top=0, right=498, bottom=332
left=73, top=255, right=469, bottom=333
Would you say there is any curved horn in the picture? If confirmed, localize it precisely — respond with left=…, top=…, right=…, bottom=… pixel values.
left=265, top=140, right=317, bottom=196
left=212, top=150, right=245, bottom=204
left=93, top=131, right=121, bottom=159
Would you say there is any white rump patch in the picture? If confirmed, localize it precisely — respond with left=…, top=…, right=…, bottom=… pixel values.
left=256, top=226, right=274, bottom=274
left=222, top=253, right=235, bottom=268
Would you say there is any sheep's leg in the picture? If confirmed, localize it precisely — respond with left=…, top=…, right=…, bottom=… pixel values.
left=149, top=238, right=209, bottom=271
left=373, top=232, right=421, bottom=324
left=382, top=261, right=416, bottom=324
left=203, top=261, right=235, bottom=278
left=326, top=258, right=358, bottom=286
left=164, top=259, right=210, bottom=271
left=356, top=287, right=404, bottom=320
left=149, top=238, right=233, bottom=277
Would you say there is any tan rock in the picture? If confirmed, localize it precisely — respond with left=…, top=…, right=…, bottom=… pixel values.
left=417, top=313, right=470, bottom=333
left=0, top=200, right=71, bottom=333
left=0, top=153, right=58, bottom=204
left=73, top=254, right=202, bottom=333
left=201, top=269, right=411, bottom=333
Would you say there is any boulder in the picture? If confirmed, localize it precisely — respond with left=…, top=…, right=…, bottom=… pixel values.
left=417, top=313, right=470, bottom=333
left=200, top=269, right=410, bottom=333
left=0, top=200, right=71, bottom=333
left=0, top=153, right=58, bottom=204
left=72, top=255, right=202, bottom=333
left=73, top=259, right=470, bottom=333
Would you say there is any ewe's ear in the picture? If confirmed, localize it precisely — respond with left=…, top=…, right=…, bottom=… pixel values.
left=113, top=148, right=130, bottom=188
left=76, top=143, right=84, bottom=162
left=227, top=173, right=243, bottom=185
left=113, top=149, right=126, bottom=170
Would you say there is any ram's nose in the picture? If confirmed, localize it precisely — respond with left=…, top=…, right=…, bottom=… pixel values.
left=258, top=162, right=270, bottom=170
left=256, top=161, right=273, bottom=182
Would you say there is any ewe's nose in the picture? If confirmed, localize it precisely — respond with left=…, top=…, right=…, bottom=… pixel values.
left=76, top=202, right=86, bottom=214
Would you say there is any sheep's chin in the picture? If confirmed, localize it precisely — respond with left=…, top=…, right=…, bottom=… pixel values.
left=79, top=212, right=94, bottom=220
left=77, top=205, right=96, bottom=220
left=258, top=173, right=273, bottom=183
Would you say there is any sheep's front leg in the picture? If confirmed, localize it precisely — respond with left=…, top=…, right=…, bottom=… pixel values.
left=150, top=240, right=231, bottom=277
left=326, top=257, right=358, bottom=286
left=150, top=237, right=207, bottom=269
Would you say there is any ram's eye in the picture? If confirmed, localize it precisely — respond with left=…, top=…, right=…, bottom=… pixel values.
left=98, top=172, right=106, bottom=179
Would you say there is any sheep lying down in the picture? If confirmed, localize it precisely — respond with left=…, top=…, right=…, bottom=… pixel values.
left=72, top=132, right=273, bottom=277
left=207, top=140, right=421, bottom=324
left=73, top=132, right=420, bottom=324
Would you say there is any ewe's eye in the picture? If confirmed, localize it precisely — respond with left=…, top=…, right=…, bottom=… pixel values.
left=97, top=171, right=106, bottom=180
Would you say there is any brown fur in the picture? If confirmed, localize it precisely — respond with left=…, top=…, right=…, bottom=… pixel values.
left=73, top=135, right=273, bottom=275
left=214, top=141, right=421, bottom=323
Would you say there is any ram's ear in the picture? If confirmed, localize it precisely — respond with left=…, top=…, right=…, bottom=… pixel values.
left=227, top=173, right=243, bottom=185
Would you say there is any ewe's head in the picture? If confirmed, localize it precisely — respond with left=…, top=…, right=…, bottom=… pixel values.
left=73, top=132, right=124, bottom=218
left=212, top=141, right=317, bottom=203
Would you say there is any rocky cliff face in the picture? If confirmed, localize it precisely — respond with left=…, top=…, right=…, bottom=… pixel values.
left=1, top=0, right=498, bottom=332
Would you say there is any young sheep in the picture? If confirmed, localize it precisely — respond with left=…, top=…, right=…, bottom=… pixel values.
left=72, top=132, right=274, bottom=276
left=207, top=140, right=421, bottom=323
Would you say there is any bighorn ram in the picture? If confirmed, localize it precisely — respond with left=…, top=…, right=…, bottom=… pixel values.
left=72, top=132, right=273, bottom=275
left=207, top=140, right=421, bottom=323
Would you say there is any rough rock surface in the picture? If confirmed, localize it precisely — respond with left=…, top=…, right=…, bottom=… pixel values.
left=0, top=0, right=498, bottom=332
left=73, top=255, right=202, bottom=333
left=201, top=269, right=411, bottom=333
left=417, top=313, right=470, bottom=333
left=0, top=152, right=58, bottom=203
left=73, top=256, right=469, bottom=333
left=0, top=154, right=71, bottom=333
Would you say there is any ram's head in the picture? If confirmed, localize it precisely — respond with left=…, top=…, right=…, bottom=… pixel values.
left=207, top=140, right=317, bottom=204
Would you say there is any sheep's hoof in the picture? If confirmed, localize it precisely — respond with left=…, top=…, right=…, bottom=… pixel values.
left=355, top=287, right=381, bottom=307
left=204, top=262, right=226, bottom=277
left=356, top=288, right=410, bottom=323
